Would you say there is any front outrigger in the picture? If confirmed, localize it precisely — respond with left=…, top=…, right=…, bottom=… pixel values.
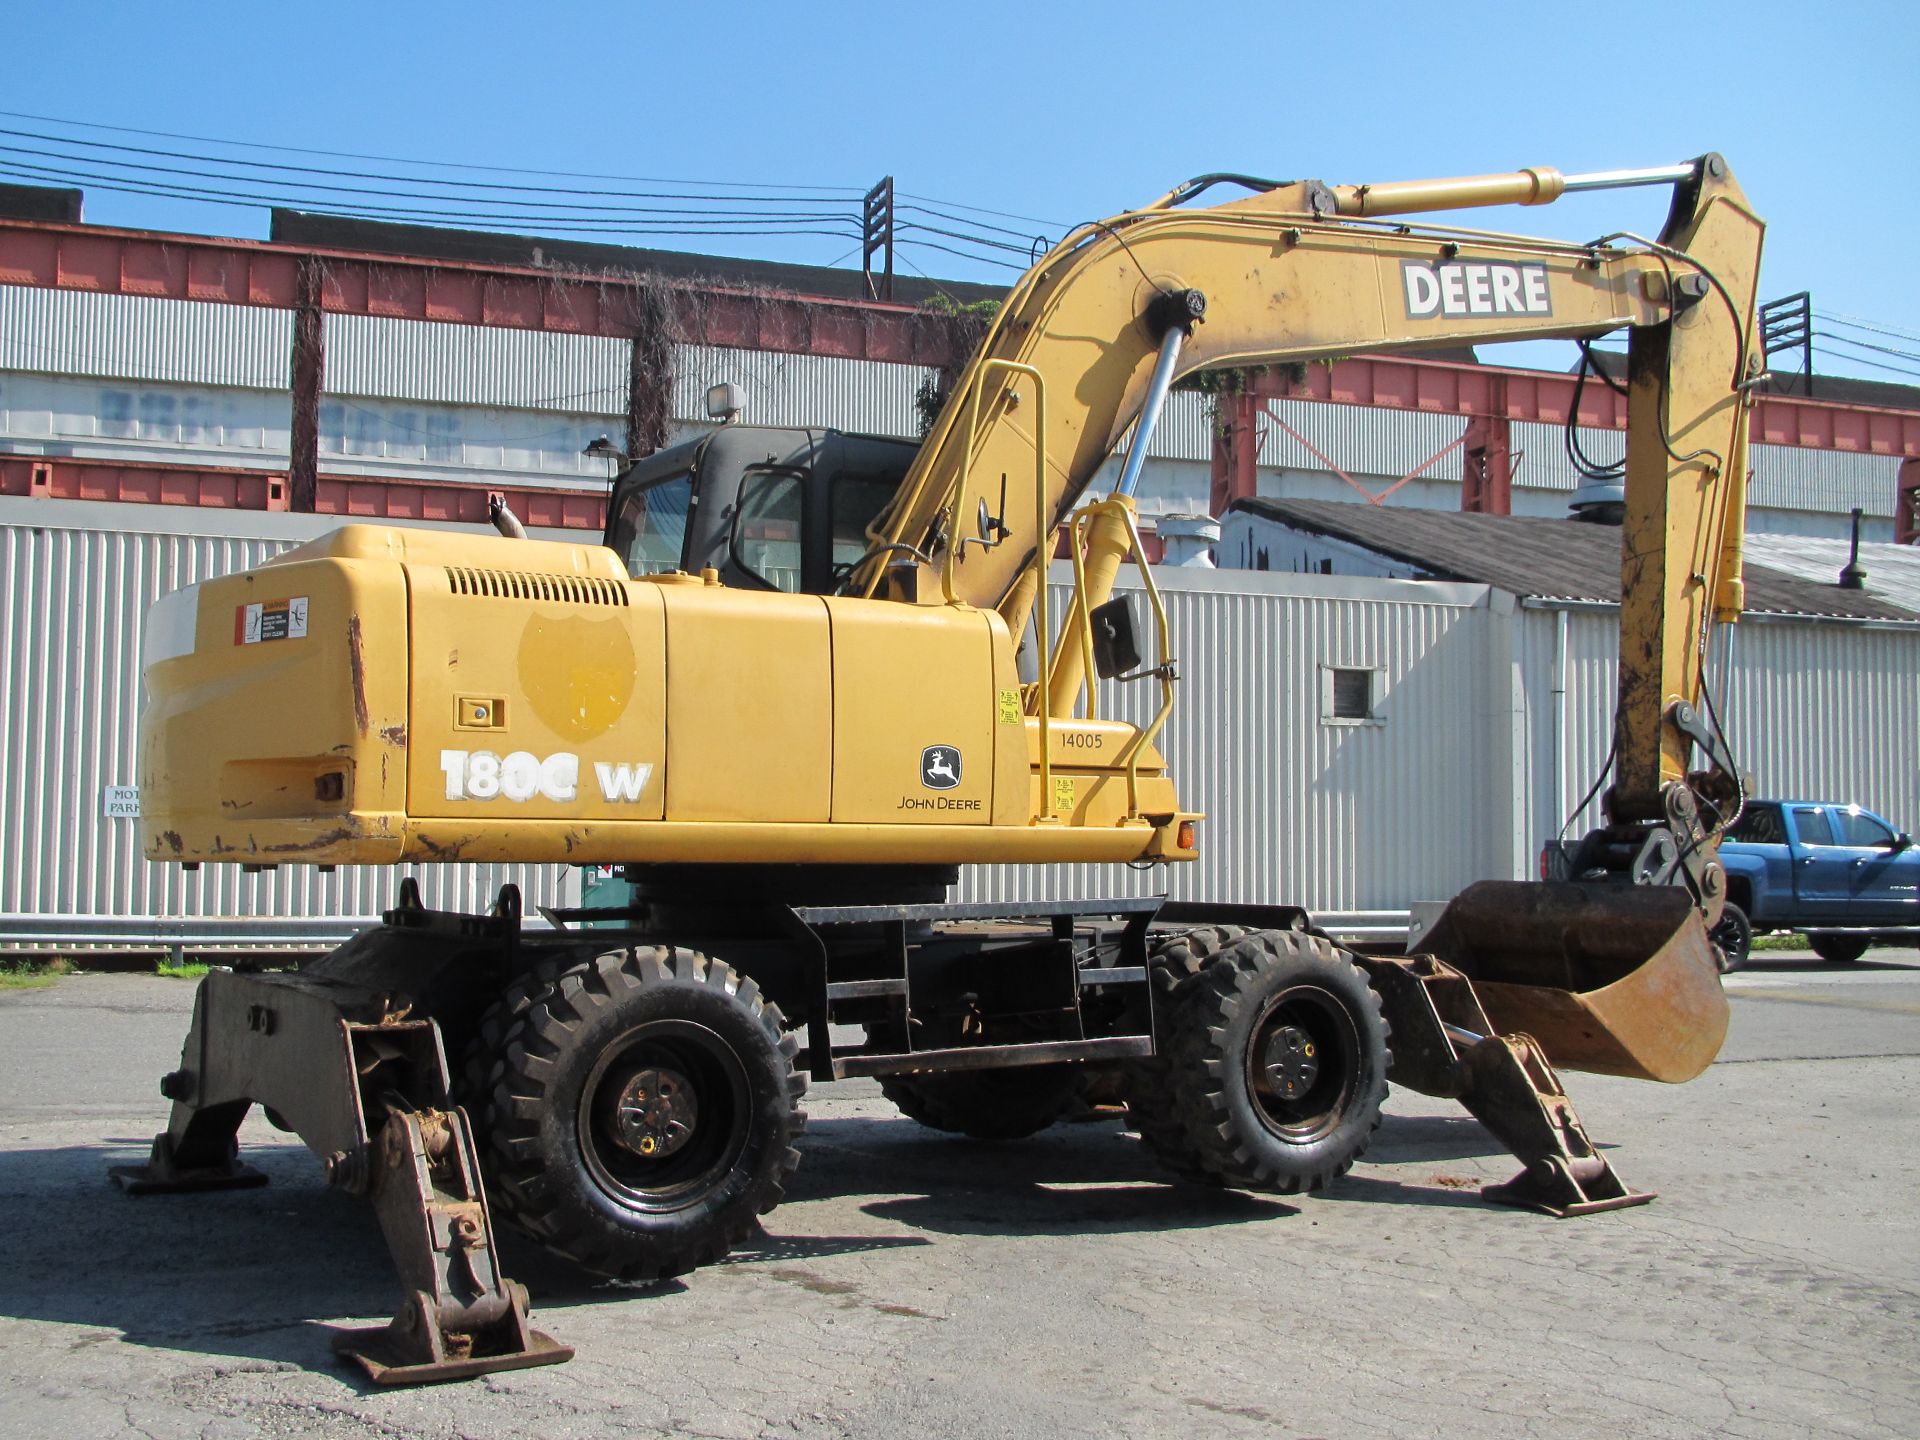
left=121, top=156, right=1762, bottom=1381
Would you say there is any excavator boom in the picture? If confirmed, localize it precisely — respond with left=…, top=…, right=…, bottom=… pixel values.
left=864, top=153, right=1760, bottom=900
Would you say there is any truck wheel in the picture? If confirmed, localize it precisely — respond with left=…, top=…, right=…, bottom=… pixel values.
left=1710, top=902, right=1752, bottom=973
left=484, top=947, right=805, bottom=1281
left=879, top=1066, right=1087, bottom=1140
left=1806, top=932, right=1870, bottom=964
left=1137, top=930, right=1387, bottom=1194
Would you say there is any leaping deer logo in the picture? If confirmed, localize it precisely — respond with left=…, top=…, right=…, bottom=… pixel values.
left=921, top=746, right=962, bottom=790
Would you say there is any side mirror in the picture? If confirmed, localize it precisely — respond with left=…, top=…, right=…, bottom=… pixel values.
left=1090, top=597, right=1142, bottom=680
left=1892, top=831, right=1913, bottom=851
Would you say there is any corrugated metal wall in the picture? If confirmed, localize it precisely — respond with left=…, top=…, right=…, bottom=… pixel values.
left=326, top=315, right=629, bottom=414
left=1518, top=606, right=1920, bottom=862
left=959, top=570, right=1499, bottom=926
left=0, top=285, right=290, bottom=390
left=5, top=495, right=1914, bottom=948
left=0, top=500, right=575, bottom=946
left=1512, top=418, right=1898, bottom=518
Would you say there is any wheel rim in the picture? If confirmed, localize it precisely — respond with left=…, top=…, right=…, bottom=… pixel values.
left=578, top=1019, right=751, bottom=1214
left=1710, top=914, right=1746, bottom=970
left=1244, top=984, right=1359, bottom=1144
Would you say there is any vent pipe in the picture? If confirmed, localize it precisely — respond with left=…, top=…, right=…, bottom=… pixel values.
left=1838, top=508, right=1867, bottom=590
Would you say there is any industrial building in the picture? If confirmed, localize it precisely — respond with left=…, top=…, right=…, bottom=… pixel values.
left=3, top=184, right=1918, bottom=948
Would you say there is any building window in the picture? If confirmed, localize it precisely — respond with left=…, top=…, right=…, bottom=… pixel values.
left=1322, top=666, right=1382, bottom=724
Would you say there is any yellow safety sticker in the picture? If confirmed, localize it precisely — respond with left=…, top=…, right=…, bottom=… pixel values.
left=998, top=689, right=1022, bottom=725
left=1052, top=775, right=1077, bottom=813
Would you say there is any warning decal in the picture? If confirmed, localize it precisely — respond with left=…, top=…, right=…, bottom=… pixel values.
left=235, top=597, right=310, bottom=645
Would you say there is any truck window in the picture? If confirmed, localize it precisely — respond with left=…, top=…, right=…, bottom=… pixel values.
left=1832, top=809, right=1895, bottom=847
left=734, top=469, right=804, bottom=592
left=1792, top=808, right=1835, bottom=846
left=612, top=472, right=692, bottom=577
left=1728, top=806, right=1783, bottom=844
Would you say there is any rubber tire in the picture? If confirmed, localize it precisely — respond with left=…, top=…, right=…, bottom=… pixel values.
left=1121, top=926, right=1250, bottom=1184
left=1806, top=932, right=1871, bottom=965
left=1133, top=929, right=1387, bottom=1195
left=879, top=1065, right=1087, bottom=1140
left=484, top=946, right=805, bottom=1281
left=1710, top=902, right=1753, bottom=974
left=459, top=959, right=566, bottom=1113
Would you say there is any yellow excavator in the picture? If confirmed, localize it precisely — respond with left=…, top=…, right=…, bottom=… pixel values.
left=122, top=155, right=1762, bottom=1383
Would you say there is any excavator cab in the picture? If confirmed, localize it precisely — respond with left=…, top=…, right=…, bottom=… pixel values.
left=604, top=425, right=917, bottom=595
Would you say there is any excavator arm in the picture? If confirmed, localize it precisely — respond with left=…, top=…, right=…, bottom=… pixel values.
left=865, top=155, right=1763, bottom=909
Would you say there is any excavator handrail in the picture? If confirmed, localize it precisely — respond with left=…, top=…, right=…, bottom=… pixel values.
left=951, top=356, right=1063, bottom=819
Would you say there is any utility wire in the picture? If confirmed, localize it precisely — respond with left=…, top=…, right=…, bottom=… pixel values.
left=1808, top=341, right=1920, bottom=380
left=0, top=126, right=859, bottom=207
left=897, top=220, right=1037, bottom=258
left=0, top=107, right=862, bottom=194
left=1810, top=329, right=1920, bottom=367
left=898, top=189, right=1065, bottom=230
left=897, top=202, right=1050, bottom=244
left=1816, top=309, right=1920, bottom=346
left=0, top=159, right=865, bottom=239
left=0, top=143, right=862, bottom=222
left=0, top=110, right=1056, bottom=277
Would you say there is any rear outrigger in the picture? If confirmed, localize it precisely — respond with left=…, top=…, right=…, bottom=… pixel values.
left=121, top=155, right=1763, bottom=1382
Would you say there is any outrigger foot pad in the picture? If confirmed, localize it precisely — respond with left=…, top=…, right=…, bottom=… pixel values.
left=1482, top=1153, right=1654, bottom=1218
left=110, top=1133, right=268, bottom=1195
left=333, top=1285, right=573, bottom=1387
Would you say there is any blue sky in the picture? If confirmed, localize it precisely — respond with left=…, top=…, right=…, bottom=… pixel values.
left=8, top=0, right=1916, bottom=382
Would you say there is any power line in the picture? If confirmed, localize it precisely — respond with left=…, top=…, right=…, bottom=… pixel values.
left=0, top=143, right=864, bottom=223
left=898, top=189, right=1065, bottom=230
left=897, top=202, right=1050, bottom=244
left=1813, top=330, right=1920, bottom=366
left=1821, top=352, right=1920, bottom=380
left=0, top=159, right=864, bottom=240
left=0, top=125, right=859, bottom=207
left=896, top=237, right=1027, bottom=273
left=1815, top=310, right=1920, bottom=347
left=897, top=220, right=1037, bottom=258
left=1811, top=333, right=1920, bottom=380
left=0, top=110, right=1055, bottom=279
left=0, top=107, right=863, bottom=195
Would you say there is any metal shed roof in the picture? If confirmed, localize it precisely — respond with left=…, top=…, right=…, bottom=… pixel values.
left=1742, top=533, right=1920, bottom=616
left=1229, top=497, right=1920, bottom=622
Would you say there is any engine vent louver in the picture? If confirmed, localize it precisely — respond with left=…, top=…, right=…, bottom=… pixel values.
left=444, top=566, right=630, bottom=607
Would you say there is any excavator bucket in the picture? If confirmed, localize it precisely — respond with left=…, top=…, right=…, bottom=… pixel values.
left=1410, top=880, right=1728, bottom=1083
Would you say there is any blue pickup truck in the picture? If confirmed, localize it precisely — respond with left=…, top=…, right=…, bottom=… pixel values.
left=1714, top=800, right=1920, bottom=970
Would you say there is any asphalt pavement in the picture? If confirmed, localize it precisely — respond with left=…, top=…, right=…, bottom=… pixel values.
left=0, top=947, right=1915, bottom=1439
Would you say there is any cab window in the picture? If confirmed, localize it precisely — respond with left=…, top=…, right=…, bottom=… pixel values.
left=734, top=469, right=804, bottom=592
left=830, top=475, right=898, bottom=577
left=613, top=472, right=692, bottom=577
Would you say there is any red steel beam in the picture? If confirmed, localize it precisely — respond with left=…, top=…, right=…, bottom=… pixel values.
left=0, top=456, right=607, bottom=531
left=0, top=217, right=961, bottom=368
left=1251, top=357, right=1920, bottom=456
left=3, top=218, right=1915, bottom=459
